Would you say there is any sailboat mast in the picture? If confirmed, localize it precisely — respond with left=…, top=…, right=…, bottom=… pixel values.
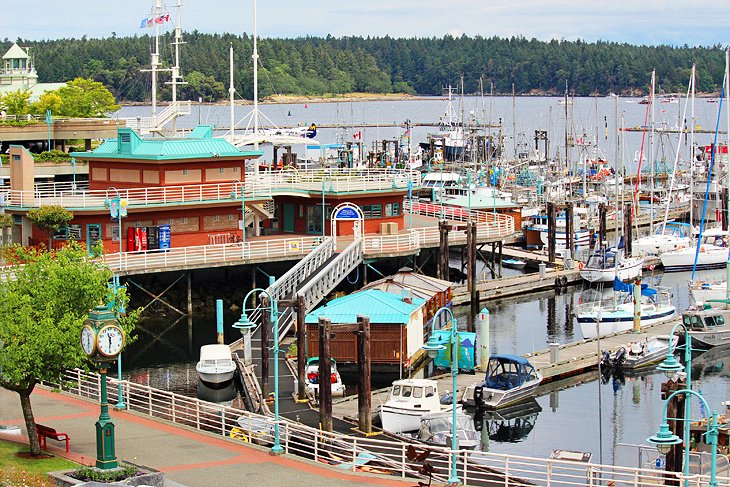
left=725, top=49, right=729, bottom=300
left=170, top=0, right=183, bottom=132
left=229, top=43, right=235, bottom=142
left=649, top=69, right=656, bottom=234
left=690, top=65, right=696, bottom=227
left=564, top=80, right=569, bottom=176
left=151, top=0, right=162, bottom=118
left=615, top=94, right=620, bottom=239
left=252, top=0, right=260, bottom=155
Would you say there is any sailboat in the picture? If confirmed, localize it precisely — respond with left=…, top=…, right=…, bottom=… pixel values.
left=579, top=239, right=644, bottom=283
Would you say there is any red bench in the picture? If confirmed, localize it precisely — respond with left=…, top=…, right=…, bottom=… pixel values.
left=36, top=424, right=70, bottom=452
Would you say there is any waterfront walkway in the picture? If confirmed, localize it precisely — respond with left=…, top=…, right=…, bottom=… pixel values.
left=0, top=387, right=413, bottom=487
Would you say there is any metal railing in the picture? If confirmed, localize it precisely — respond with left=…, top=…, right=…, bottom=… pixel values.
left=122, top=101, right=192, bottom=133
left=0, top=169, right=421, bottom=209
left=104, top=236, right=323, bottom=274
left=54, top=368, right=730, bottom=487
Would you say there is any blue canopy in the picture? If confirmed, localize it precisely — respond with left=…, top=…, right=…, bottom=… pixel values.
left=613, top=277, right=658, bottom=299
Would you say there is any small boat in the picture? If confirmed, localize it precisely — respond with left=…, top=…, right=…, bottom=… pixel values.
left=680, top=304, right=730, bottom=348
left=579, top=245, right=643, bottom=283
left=461, top=354, right=543, bottom=409
left=608, top=335, right=679, bottom=370
left=417, top=411, right=479, bottom=449
left=195, top=344, right=236, bottom=386
left=660, top=228, right=729, bottom=272
left=380, top=378, right=456, bottom=433
left=632, top=222, right=693, bottom=257
left=575, top=279, right=676, bottom=339
left=304, top=357, right=346, bottom=399
left=502, top=258, right=526, bottom=270
left=690, top=280, right=727, bottom=305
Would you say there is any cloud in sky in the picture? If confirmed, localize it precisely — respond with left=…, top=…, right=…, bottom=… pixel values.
left=4, top=0, right=729, bottom=47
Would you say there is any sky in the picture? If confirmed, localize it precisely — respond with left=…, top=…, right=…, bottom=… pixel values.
left=2, top=0, right=730, bottom=47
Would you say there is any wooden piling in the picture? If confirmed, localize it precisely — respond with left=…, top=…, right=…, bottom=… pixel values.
left=547, top=201, right=556, bottom=263
left=566, top=203, right=574, bottom=260
left=357, top=315, right=372, bottom=434
left=467, top=221, right=477, bottom=313
left=438, top=220, right=450, bottom=281
left=296, top=294, right=307, bottom=401
left=624, top=203, right=633, bottom=255
left=318, top=317, right=333, bottom=432
left=598, top=203, right=607, bottom=246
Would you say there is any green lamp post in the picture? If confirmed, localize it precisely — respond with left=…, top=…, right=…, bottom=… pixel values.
left=81, top=305, right=126, bottom=470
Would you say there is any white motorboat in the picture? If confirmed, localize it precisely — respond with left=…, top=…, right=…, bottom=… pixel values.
left=417, top=411, right=479, bottom=449
left=575, top=279, right=676, bottom=339
left=579, top=246, right=643, bottom=283
left=304, top=357, right=346, bottom=399
left=502, top=258, right=527, bottom=270
left=380, top=379, right=455, bottom=434
left=690, top=280, right=727, bottom=305
left=196, top=344, right=236, bottom=385
left=660, top=228, right=729, bottom=272
left=608, top=335, right=679, bottom=370
left=632, top=222, right=693, bottom=256
left=461, top=355, right=542, bottom=409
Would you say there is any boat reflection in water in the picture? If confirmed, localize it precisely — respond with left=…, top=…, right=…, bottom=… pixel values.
left=197, top=379, right=237, bottom=405
left=473, top=398, right=542, bottom=446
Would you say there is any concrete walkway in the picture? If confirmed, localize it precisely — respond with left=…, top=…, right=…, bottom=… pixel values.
left=0, top=387, right=415, bottom=487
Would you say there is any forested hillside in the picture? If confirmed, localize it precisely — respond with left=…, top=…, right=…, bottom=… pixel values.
left=2, top=34, right=725, bottom=102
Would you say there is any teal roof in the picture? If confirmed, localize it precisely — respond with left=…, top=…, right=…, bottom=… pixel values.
left=305, top=289, right=425, bottom=325
left=445, top=195, right=518, bottom=209
left=71, top=126, right=263, bottom=161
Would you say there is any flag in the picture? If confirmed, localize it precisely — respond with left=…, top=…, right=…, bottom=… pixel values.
left=304, top=103, right=308, bottom=108
left=353, top=131, right=362, bottom=140
left=139, top=18, right=148, bottom=28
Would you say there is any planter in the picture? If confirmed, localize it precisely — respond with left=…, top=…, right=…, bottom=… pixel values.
left=48, top=462, right=165, bottom=487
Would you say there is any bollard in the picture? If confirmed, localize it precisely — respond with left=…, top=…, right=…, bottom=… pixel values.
left=549, top=342, right=560, bottom=364
left=539, top=262, right=546, bottom=279
left=216, top=299, right=224, bottom=344
left=476, top=308, right=490, bottom=371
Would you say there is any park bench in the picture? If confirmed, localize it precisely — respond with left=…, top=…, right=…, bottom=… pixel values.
left=36, top=424, right=70, bottom=452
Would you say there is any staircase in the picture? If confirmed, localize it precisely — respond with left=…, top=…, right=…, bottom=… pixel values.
left=122, top=101, right=192, bottom=135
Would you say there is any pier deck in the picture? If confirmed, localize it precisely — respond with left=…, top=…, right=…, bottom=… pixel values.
left=331, top=315, right=680, bottom=425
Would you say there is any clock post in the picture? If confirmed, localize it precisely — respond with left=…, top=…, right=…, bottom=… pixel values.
left=82, top=305, right=126, bottom=470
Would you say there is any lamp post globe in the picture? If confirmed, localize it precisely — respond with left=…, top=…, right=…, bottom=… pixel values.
left=647, top=422, right=682, bottom=455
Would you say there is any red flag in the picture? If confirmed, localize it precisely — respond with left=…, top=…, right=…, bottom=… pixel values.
left=353, top=131, right=362, bottom=140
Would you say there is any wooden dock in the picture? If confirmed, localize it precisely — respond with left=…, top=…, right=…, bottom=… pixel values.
left=452, top=268, right=580, bottom=305
left=331, top=315, right=681, bottom=425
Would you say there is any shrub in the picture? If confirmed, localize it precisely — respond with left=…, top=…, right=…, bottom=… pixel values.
left=70, top=463, right=138, bottom=483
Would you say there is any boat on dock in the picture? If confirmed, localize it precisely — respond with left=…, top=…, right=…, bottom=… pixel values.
left=579, top=245, right=643, bottom=283
left=680, top=304, right=730, bottom=348
left=304, top=357, right=346, bottom=399
left=461, top=354, right=542, bottom=409
left=196, top=344, right=236, bottom=386
left=417, top=411, right=479, bottom=449
left=380, top=378, right=456, bottom=433
left=608, top=335, right=679, bottom=370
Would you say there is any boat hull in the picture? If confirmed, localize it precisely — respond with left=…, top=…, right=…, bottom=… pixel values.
left=660, top=247, right=729, bottom=272
left=577, top=307, right=677, bottom=339
left=687, top=329, right=730, bottom=348
left=380, top=404, right=455, bottom=434
left=579, top=258, right=643, bottom=283
left=196, top=368, right=235, bottom=385
left=462, top=377, right=542, bottom=409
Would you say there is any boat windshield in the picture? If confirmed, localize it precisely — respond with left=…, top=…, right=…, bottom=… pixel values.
left=486, top=359, right=535, bottom=390
left=586, top=252, right=615, bottom=269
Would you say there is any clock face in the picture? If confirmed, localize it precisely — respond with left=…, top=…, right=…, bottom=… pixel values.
left=80, top=325, right=96, bottom=356
left=96, top=325, right=125, bottom=357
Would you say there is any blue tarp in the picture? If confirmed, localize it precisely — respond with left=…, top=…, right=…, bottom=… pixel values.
left=613, top=277, right=657, bottom=298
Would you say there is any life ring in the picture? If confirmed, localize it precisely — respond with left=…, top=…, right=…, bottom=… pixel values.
left=578, top=262, right=584, bottom=270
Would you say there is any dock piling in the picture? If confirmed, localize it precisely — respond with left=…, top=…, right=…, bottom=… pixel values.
left=216, top=299, right=224, bottom=344
left=296, top=294, right=307, bottom=401
left=476, top=308, right=490, bottom=371
left=356, top=315, right=372, bottom=434
left=318, top=317, right=333, bottom=432
left=438, top=220, right=450, bottom=280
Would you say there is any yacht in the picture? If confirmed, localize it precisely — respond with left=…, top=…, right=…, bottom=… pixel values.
left=380, top=378, right=455, bottom=434
left=579, top=246, right=643, bottom=283
left=461, top=355, right=542, bottom=409
left=680, top=304, right=730, bottom=348
left=196, top=344, right=236, bottom=386
left=632, top=222, right=693, bottom=256
left=660, top=228, right=729, bottom=272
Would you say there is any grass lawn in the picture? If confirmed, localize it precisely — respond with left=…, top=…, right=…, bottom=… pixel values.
left=0, top=438, right=78, bottom=486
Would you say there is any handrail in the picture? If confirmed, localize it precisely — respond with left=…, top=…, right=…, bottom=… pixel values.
left=51, top=368, right=729, bottom=487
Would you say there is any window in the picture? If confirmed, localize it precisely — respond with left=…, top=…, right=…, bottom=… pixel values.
left=67, top=224, right=82, bottom=240
left=182, top=169, right=189, bottom=176
left=120, top=133, right=131, bottom=143
left=385, top=202, right=401, bottom=217
left=361, top=204, right=382, bottom=219
left=219, top=168, right=225, bottom=174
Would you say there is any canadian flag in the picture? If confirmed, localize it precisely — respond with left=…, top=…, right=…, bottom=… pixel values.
left=353, top=131, right=362, bottom=140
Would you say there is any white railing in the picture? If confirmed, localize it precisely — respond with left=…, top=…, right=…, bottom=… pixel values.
left=103, top=236, right=323, bottom=273
left=54, top=368, right=730, bottom=487
left=0, top=168, right=421, bottom=209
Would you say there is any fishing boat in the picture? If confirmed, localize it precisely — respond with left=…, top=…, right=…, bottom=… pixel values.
left=579, top=245, right=644, bottom=283
left=680, top=303, right=730, bottom=348
left=575, top=278, right=676, bottom=339
left=461, top=355, right=542, bottom=409
left=660, top=228, right=729, bottom=272
left=304, top=357, right=346, bottom=399
left=608, top=335, right=679, bottom=370
left=380, top=378, right=456, bottom=434
left=417, top=411, right=479, bottom=449
left=502, top=258, right=527, bottom=270
left=690, top=280, right=728, bottom=305
left=195, top=344, right=236, bottom=386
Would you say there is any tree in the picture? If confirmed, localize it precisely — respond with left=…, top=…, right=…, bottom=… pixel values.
left=54, top=77, right=121, bottom=117
left=182, top=71, right=226, bottom=102
left=31, top=92, right=62, bottom=116
left=0, top=89, right=32, bottom=116
left=0, top=213, right=12, bottom=265
left=0, top=242, right=137, bottom=456
left=26, top=205, right=73, bottom=249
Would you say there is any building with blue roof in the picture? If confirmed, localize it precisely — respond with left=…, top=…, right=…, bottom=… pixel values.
left=305, top=289, right=427, bottom=369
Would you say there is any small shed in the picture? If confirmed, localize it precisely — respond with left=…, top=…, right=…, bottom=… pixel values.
left=305, top=289, right=425, bottom=368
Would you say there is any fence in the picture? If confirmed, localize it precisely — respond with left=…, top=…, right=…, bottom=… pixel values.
left=54, top=369, right=730, bottom=487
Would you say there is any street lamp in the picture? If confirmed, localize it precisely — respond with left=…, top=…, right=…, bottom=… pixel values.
left=421, top=306, right=459, bottom=486
left=647, top=389, right=719, bottom=487
left=233, top=277, right=284, bottom=454
left=656, top=321, right=697, bottom=486
left=103, top=187, right=126, bottom=268
left=230, top=180, right=245, bottom=250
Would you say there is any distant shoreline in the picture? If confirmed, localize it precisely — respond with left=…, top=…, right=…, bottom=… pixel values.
left=120, top=91, right=723, bottom=107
